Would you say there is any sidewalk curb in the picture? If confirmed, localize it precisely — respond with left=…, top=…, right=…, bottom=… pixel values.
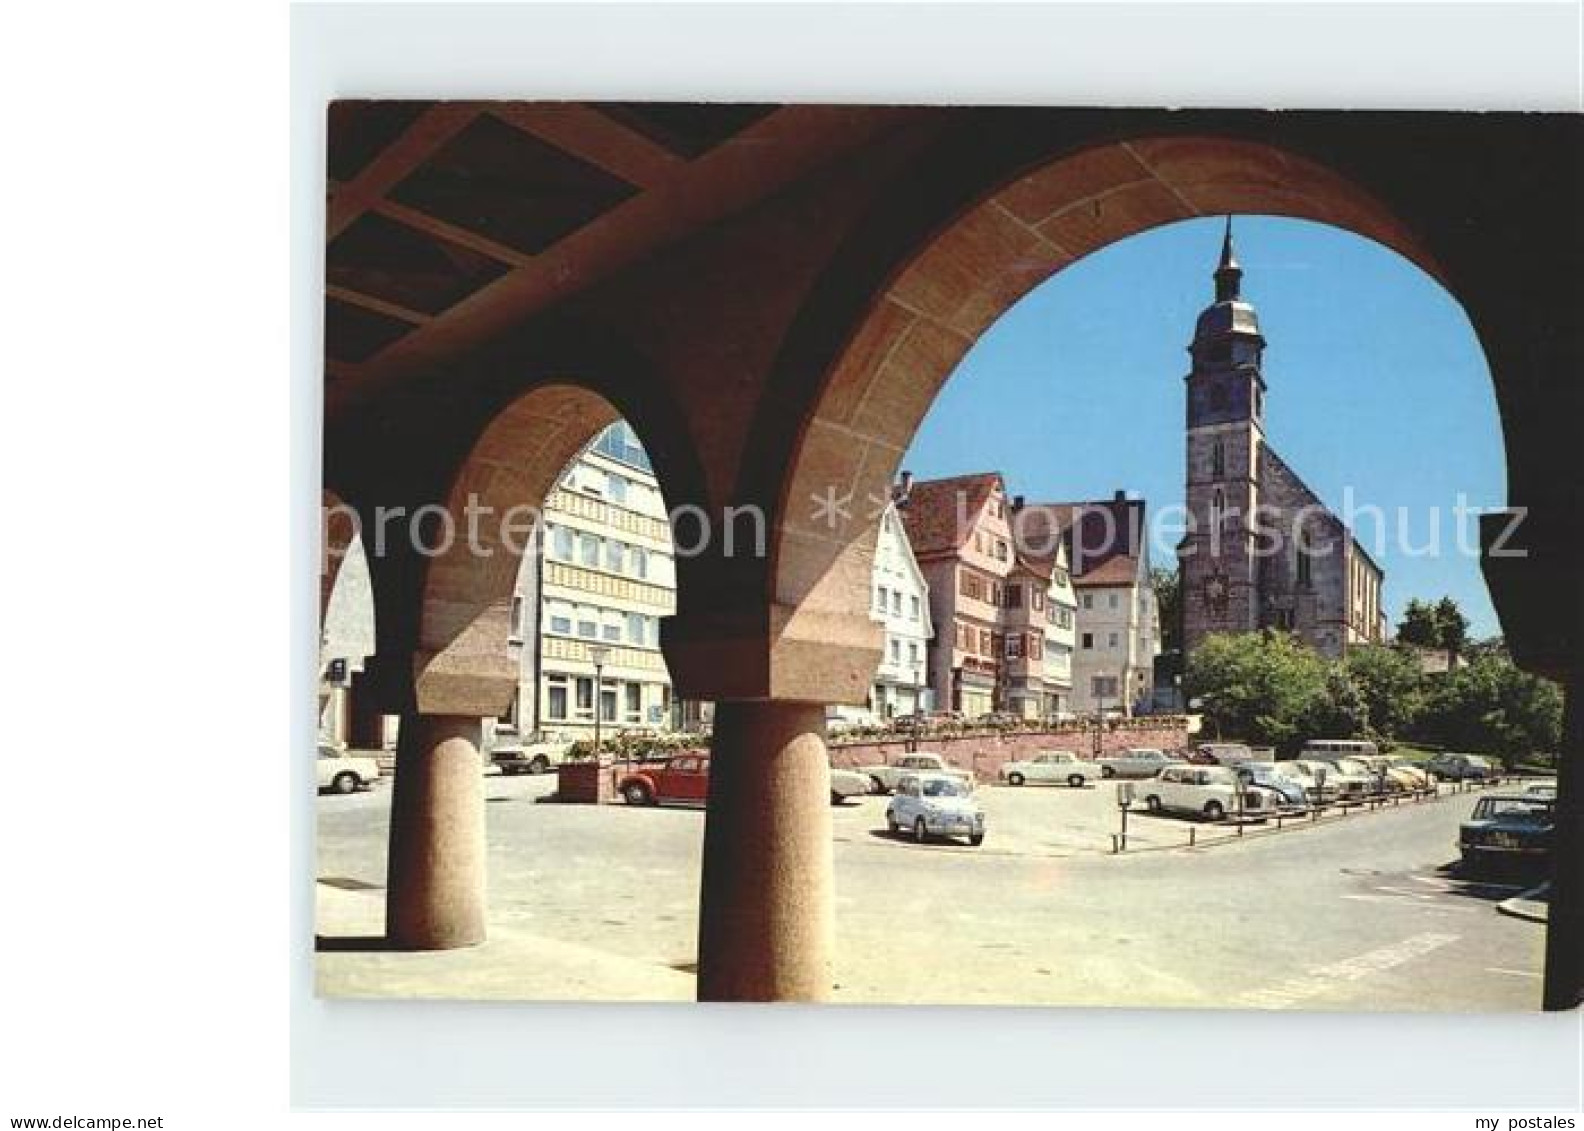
left=1496, top=882, right=1550, bottom=924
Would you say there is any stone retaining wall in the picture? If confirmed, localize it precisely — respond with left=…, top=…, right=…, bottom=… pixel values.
left=828, top=718, right=1191, bottom=782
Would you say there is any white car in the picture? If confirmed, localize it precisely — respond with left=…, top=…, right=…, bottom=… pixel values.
left=317, top=741, right=380, bottom=794
left=999, top=751, right=1097, bottom=788
left=859, top=752, right=974, bottom=794
left=1096, top=747, right=1178, bottom=779
left=886, top=773, right=986, bottom=845
left=829, top=765, right=872, bottom=804
left=489, top=730, right=573, bottom=775
left=1140, top=764, right=1266, bottom=821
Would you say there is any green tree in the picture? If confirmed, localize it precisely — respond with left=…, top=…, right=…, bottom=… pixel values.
left=1396, top=598, right=1441, bottom=649
left=1151, top=567, right=1182, bottom=657
left=1343, top=644, right=1425, bottom=739
left=1304, top=666, right=1370, bottom=740
left=1434, top=596, right=1470, bottom=660
left=1414, top=653, right=1564, bottom=769
left=1185, top=630, right=1330, bottom=752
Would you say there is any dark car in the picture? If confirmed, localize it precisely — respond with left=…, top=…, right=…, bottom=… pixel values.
left=1426, top=752, right=1500, bottom=783
left=1458, top=794, right=1554, bottom=875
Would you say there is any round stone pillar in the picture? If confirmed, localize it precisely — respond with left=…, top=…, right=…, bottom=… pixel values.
left=696, top=699, right=834, bottom=1002
left=385, top=713, right=487, bottom=950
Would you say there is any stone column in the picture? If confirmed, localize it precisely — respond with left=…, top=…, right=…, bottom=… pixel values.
left=385, top=712, right=487, bottom=950
left=1543, top=669, right=1582, bottom=1011
left=696, top=699, right=833, bottom=1002
left=347, top=675, right=387, bottom=750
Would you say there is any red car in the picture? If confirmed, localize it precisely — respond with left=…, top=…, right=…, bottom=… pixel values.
left=617, top=754, right=710, bottom=806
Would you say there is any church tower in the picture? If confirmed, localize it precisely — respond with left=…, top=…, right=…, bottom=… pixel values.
left=1179, top=219, right=1268, bottom=657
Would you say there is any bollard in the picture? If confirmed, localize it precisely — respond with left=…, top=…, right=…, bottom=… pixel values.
left=1189, top=827, right=1197, bottom=848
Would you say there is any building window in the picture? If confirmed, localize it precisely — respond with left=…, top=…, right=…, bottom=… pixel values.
left=1108, top=632, right=1119, bottom=649
left=579, top=534, right=600, bottom=568
left=627, top=612, right=646, bottom=647
left=908, top=642, right=919, bottom=664
left=600, top=684, right=618, bottom=722
left=909, top=595, right=920, bottom=620
left=1082, top=593, right=1093, bottom=610
left=1082, top=633, right=1094, bottom=650
left=1297, top=529, right=1313, bottom=587
left=1030, top=633, right=1043, bottom=661
left=890, top=638, right=901, bottom=663
left=577, top=615, right=598, bottom=639
left=1109, top=593, right=1119, bottom=610
left=575, top=677, right=594, bottom=714
left=605, top=540, right=625, bottom=574
left=1092, top=675, right=1119, bottom=699
left=549, top=611, right=573, bottom=636
left=994, top=539, right=1008, bottom=561
left=607, top=475, right=628, bottom=505
left=552, top=525, right=574, bottom=561
left=625, top=682, right=642, bottom=721
left=1031, top=588, right=1045, bottom=611
left=1212, top=440, right=1225, bottom=479
left=1005, top=583, right=1022, bottom=609
left=891, top=590, right=902, bottom=616
left=547, top=678, right=569, bottom=720
left=1005, top=635, right=1023, bottom=659
left=632, top=546, right=649, bottom=579
left=602, top=623, right=622, bottom=643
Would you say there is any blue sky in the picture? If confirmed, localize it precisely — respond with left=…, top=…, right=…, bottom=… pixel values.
left=903, top=215, right=1506, bottom=639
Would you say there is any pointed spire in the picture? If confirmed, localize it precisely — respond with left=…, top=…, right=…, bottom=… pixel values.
left=1214, top=215, right=1243, bottom=302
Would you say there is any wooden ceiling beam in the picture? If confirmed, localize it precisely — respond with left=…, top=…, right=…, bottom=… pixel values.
left=488, top=103, right=684, bottom=189
left=326, top=103, right=482, bottom=241
left=325, top=284, right=432, bottom=326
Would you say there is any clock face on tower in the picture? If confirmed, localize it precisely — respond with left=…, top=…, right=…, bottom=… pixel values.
left=1201, top=571, right=1230, bottom=614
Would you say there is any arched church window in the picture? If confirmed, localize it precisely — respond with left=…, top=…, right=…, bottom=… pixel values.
left=1296, top=528, right=1313, bottom=587
left=1211, top=440, right=1225, bottom=478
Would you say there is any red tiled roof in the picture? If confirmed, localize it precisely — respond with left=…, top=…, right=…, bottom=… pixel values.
left=898, top=472, right=1003, bottom=558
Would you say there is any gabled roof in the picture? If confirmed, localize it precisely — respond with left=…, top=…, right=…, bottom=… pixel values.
left=898, top=472, right=1003, bottom=559
left=1016, top=495, right=1148, bottom=589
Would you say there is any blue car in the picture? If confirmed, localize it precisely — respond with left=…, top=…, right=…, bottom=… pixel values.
left=1234, top=762, right=1311, bottom=810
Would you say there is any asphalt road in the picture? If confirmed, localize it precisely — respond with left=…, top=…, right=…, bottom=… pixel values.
left=315, top=773, right=1546, bottom=1010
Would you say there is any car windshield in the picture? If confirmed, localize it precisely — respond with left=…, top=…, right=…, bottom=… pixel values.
left=922, top=779, right=969, bottom=798
left=1472, top=798, right=1552, bottom=822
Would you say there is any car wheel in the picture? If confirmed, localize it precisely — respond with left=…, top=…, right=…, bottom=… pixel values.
left=1204, top=800, right=1226, bottom=821
left=1068, top=774, right=1085, bottom=789
left=1145, top=794, right=1162, bottom=813
left=1007, top=772, right=1025, bottom=787
left=529, top=755, right=550, bottom=775
left=332, top=772, right=359, bottom=795
left=969, top=832, right=985, bottom=847
left=913, top=817, right=929, bottom=844
left=869, top=775, right=888, bottom=795
left=1101, top=765, right=1116, bottom=779
left=621, top=781, right=653, bottom=806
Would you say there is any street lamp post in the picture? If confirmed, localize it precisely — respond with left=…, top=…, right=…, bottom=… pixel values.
left=588, top=644, right=612, bottom=759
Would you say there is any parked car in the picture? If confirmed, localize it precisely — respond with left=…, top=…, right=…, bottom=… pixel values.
left=829, top=765, right=872, bottom=804
left=1522, top=779, right=1558, bottom=799
left=1191, top=742, right=1257, bottom=767
left=1426, top=752, right=1501, bottom=783
left=617, top=754, right=710, bottom=806
left=1232, top=761, right=1311, bottom=810
left=998, top=751, right=1097, bottom=788
left=317, top=741, right=380, bottom=794
left=489, top=730, right=572, bottom=776
left=886, top=772, right=986, bottom=845
left=1141, top=764, right=1267, bottom=821
left=1302, top=738, right=1380, bottom=761
left=1384, top=756, right=1433, bottom=791
left=1096, top=747, right=1178, bottom=779
left=1301, top=756, right=1379, bottom=800
left=1458, top=793, right=1555, bottom=874
left=1270, top=759, right=1341, bottom=805
left=858, top=752, right=974, bottom=794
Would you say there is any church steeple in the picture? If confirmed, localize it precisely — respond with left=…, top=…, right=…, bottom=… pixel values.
left=1213, top=216, right=1242, bottom=302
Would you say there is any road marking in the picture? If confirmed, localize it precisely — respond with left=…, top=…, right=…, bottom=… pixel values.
left=1236, top=932, right=1461, bottom=1009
